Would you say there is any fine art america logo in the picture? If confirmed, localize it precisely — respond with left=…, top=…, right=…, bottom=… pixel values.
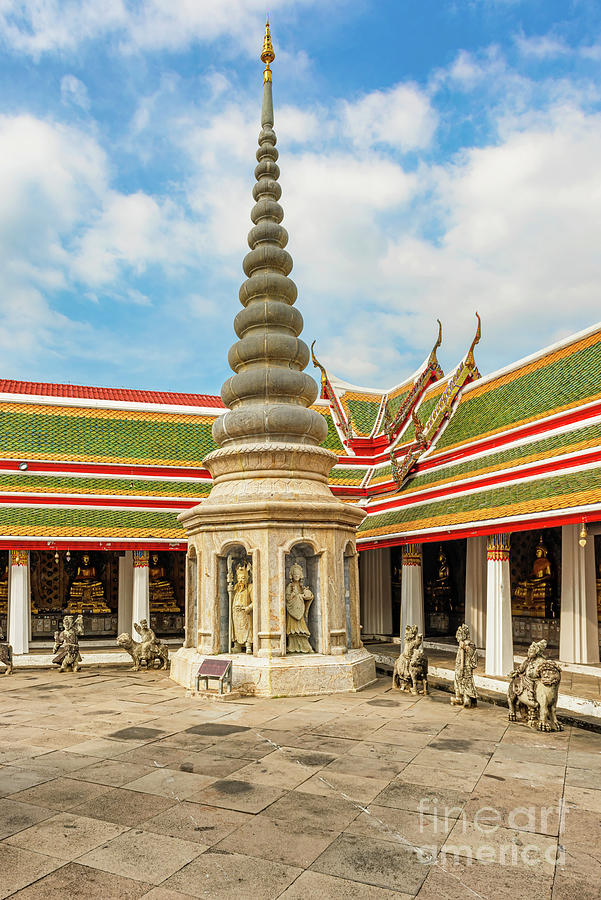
left=414, top=797, right=566, bottom=867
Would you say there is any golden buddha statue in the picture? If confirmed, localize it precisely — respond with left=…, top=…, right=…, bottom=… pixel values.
left=513, top=537, right=554, bottom=617
left=428, top=547, right=454, bottom=614
left=68, top=553, right=110, bottom=614
left=0, top=562, right=7, bottom=615
left=149, top=553, right=179, bottom=613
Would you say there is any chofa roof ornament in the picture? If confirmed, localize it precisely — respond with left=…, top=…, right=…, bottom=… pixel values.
left=390, top=313, right=483, bottom=488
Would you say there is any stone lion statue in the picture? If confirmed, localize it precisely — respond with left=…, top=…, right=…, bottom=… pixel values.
left=393, top=627, right=428, bottom=695
left=117, top=632, right=169, bottom=671
left=508, top=639, right=563, bottom=732
left=0, top=628, right=13, bottom=675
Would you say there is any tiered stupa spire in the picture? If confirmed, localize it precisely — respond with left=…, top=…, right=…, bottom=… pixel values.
left=173, top=19, right=375, bottom=697
left=212, top=18, right=327, bottom=449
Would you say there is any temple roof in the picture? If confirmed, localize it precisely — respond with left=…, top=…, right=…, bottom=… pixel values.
left=0, top=379, right=225, bottom=408
left=357, top=321, right=601, bottom=546
left=0, top=320, right=599, bottom=549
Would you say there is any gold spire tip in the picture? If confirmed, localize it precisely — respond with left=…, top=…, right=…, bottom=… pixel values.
left=261, top=13, right=275, bottom=82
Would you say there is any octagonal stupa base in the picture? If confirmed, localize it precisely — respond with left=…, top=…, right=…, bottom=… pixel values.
left=171, top=646, right=376, bottom=698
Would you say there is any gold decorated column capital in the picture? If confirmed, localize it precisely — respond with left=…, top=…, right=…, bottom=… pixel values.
left=487, top=533, right=510, bottom=561
left=10, top=550, right=28, bottom=567
left=402, top=544, right=422, bottom=567
left=133, top=550, right=149, bottom=568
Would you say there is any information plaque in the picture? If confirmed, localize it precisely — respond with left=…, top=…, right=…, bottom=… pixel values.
left=195, top=658, right=233, bottom=694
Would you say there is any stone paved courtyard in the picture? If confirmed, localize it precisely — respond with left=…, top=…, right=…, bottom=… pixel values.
left=1, top=668, right=600, bottom=899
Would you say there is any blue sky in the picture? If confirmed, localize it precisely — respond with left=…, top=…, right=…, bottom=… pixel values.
left=0, top=0, right=600, bottom=394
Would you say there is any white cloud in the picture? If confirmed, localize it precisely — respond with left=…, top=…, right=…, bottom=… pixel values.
left=515, top=34, right=570, bottom=59
left=0, top=0, right=324, bottom=56
left=0, top=112, right=204, bottom=377
left=60, top=74, right=90, bottom=111
left=71, top=191, right=198, bottom=286
left=342, top=82, right=437, bottom=151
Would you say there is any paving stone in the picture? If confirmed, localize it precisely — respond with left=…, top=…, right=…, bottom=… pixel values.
left=10, top=776, right=111, bottom=812
left=563, top=785, right=601, bottom=813
left=344, top=804, right=453, bottom=851
left=191, top=778, right=285, bottom=813
left=277, top=870, right=410, bottom=899
left=9, top=862, right=152, bottom=899
left=463, top=773, right=563, bottom=836
left=397, top=762, right=482, bottom=792
left=262, top=788, right=361, bottom=831
left=310, top=831, right=428, bottom=894
left=0, top=844, right=64, bottom=900
left=215, top=815, right=339, bottom=868
left=299, top=770, right=389, bottom=804
left=125, top=768, right=216, bottom=799
left=564, top=766, right=601, bottom=790
left=73, top=786, right=177, bottom=826
left=141, top=801, right=251, bottom=846
left=442, top=820, right=559, bottom=873
left=4, top=666, right=601, bottom=899
left=417, top=856, right=554, bottom=899
left=69, top=758, right=154, bottom=787
left=321, top=754, right=406, bottom=780
left=109, top=726, right=165, bottom=741
left=484, top=756, right=566, bottom=787
left=374, top=779, right=469, bottom=816
left=62, top=737, right=138, bottom=759
left=0, top=797, right=56, bottom=839
left=185, top=723, right=250, bottom=736
left=0, top=766, right=54, bottom=797
left=17, top=751, right=97, bottom=776
left=232, top=752, right=320, bottom=790
left=163, top=849, right=301, bottom=899
left=5, top=811, right=127, bottom=860
left=78, top=828, right=205, bottom=884
left=138, top=889, right=194, bottom=900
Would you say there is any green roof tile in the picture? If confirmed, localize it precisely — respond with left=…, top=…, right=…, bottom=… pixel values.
left=434, top=338, right=601, bottom=452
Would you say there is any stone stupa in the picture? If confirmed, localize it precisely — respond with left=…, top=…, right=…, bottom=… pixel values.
left=171, top=19, right=376, bottom=696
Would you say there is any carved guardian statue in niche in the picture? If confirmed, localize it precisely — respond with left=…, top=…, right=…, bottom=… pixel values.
left=285, top=561, right=314, bottom=654
left=230, top=561, right=253, bottom=654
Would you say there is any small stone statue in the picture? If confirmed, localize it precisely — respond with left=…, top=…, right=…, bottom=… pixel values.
left=285, top=561, right=314, bottom=654
left=117, top=619, right=169, bottom=670
left=508, top=639, right=563, bottom=731
left=0, top=626, right=14, bottom=675
left=451, top=623, right=478, bottom=707
left=52, top=614, right=84, bottom=673
left=231, top=561, right=253, bottom=654
left=393, top=625, right=428, bottom=694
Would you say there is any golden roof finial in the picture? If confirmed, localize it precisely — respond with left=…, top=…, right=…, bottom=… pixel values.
left=261, top=14, right=275, bottom=83
left=465, top=311, right=482, bottom=370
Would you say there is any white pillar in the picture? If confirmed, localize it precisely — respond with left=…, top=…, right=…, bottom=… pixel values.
left=118, top=551, right=134, bottom=635
left=359, top=548, right=392, bottom=637
left=8, top=550, right=30, bottom=654
left=485, top=534, right=514, bottom=676
left=559, top=524, right=600, bottom=664
left=401, top=544, right=424, bottom=636
left=465, top=536, right=487, bottom=648
left=132, top=550, right=150, bottom=631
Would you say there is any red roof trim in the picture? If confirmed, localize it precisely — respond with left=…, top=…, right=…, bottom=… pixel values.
left=357, top=509, right=601, bottom=550
left=0, top=539, right=188, bottom=551
left=0, top=379, right=225, bottom=408
left=0, top=459, right=212, bottom=480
